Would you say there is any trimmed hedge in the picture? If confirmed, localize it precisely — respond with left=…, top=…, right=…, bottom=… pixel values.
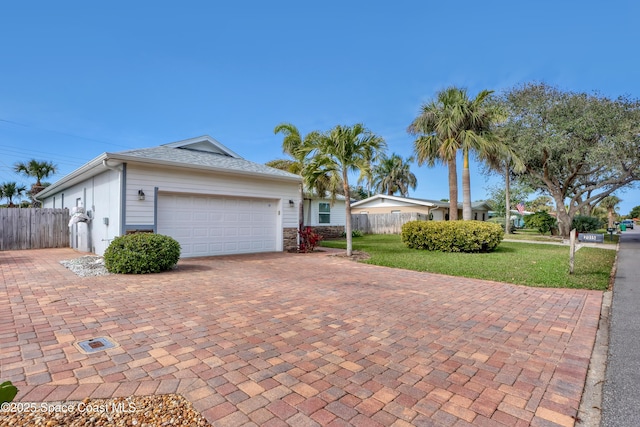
left=104, top=233, right=181, bottom=274
left=401, top=220, right=504, bottom=253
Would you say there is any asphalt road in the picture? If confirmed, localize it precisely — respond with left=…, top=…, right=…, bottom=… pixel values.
left=601, top=227, right=640, bottom=426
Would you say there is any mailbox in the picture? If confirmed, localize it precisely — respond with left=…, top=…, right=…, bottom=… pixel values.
left=577, top=233, right=604, bottom=243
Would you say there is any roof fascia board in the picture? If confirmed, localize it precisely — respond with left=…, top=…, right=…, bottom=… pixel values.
left=108, top=153, right=301, bottom=183
left=352, top=194, right=436, bottom=208
left=37, top=146, right=301, bottom=200
left=36, top=153, right=109, bottom=199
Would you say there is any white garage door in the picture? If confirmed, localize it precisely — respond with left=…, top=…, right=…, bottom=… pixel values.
left=157, top=193, right=279, bottom=257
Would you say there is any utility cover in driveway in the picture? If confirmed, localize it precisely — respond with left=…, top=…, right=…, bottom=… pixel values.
left=74, top=337, right=119, bottom=354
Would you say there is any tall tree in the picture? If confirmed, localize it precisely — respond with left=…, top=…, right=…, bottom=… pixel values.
left=372, top=153, right=417, bottom=197
left=273, top=123, right=342, bottom=233
left=13, top=159, right=57, bottom=204
left=486, top=182, right=531, bottom=218
left=303, top=124, right=386, bottom=256
left=600, top=195, right=621, bottom=229
left=265, top=158, right=298, bottom=174
left=498, top=82, right=640, bottom=237
left=14, top=159, right=57, bottom=188
left=481, top=123, right=526, bottom=233
left=629, top=205, right=640, bottom=219
left=0, top=182, right=27, bottom=207
left=272, top=123, right=306, bottom=234
left=409, top=87, right=499, bottom=220
left=527, top=196, right=554, bottom=213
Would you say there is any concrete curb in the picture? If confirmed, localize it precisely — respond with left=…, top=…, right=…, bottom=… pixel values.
left=576, top=239, right=619, bottom=426
left=577, top=291, right=611, bottom=426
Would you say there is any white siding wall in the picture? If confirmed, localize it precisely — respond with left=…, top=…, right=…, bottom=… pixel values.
left=305, top=199, right=347, bottom=226
left=40, top=163, right=299, bottom=256
left=92, top=171, right=122, bottom=254
left=126, top=165, right=300, bottom=229
left=40, top=169, right=121, bottom=254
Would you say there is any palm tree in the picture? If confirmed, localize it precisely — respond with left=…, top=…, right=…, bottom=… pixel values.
left=273, top=123, right=342, bottom=231
left=13, top=159, right=57, bottom=200
left=600, top=196, right=621, bottom=229
left=273, top=124, right=306, bottom=234
left=265, top=159, right=298, bottom=174
left=304, top=124, right=386, bottom=256
left=0, top=182, right=27, bottom=207
left=372, top=153, right=417, bottom=197
left=409, top=87, right=499, bottom=220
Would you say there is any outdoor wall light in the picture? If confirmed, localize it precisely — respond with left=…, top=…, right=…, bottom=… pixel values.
left=289, top=199, right=295, bottom=207
left=138, top=189, right=145, bottom=201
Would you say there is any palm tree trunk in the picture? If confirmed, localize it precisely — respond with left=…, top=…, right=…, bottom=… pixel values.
left=462, top=149, right=472, bottom=221
left=448, top=157, right=458, bottom=221
left=343, top=170, right=353, bottom=256
left=504, top=165, right=511, bottom=234
left=608, top=208, right=614, bottom=229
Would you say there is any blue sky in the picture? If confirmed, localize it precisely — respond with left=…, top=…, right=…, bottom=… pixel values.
left=1, top=1, right=639, bottom=213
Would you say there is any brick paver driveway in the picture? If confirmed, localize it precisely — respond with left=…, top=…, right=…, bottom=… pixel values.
left=1, top=248, right=601, bottom=426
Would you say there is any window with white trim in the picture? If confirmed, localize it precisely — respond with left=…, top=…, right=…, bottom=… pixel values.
left=319, top=202, right=330, bottom=224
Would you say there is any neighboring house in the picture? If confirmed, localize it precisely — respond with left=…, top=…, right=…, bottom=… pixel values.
left=37, top=136, right=301, bottom=257
left=303, top=195, right=347, bottom=227
left=351, top=194, right=492, bottom=221
left=488, top=209, right=533, bottom=228
left=302, top=194, right=347, bottom=239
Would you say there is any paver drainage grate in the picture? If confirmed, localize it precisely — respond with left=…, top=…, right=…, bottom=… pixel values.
left=73, top=337, right=119, bottom=354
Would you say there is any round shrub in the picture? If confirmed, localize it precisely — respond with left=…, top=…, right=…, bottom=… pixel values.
left=401, top=220, right=504, bottom=253
left=523, top=211, right=557, bottom=234
left=104, top=233, right=181, bottom=274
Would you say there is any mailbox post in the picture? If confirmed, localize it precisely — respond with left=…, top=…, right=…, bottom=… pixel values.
left=607, top=227, right=615, bottom=242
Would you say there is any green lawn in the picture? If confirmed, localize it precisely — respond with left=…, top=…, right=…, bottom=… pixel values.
left=322, top=234, right=615, bottom=290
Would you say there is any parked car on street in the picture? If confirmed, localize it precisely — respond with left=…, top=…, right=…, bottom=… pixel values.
left=622, top=219, right=634, bottom=229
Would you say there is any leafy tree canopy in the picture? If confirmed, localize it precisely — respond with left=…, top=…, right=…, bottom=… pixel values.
left=628, top=205, right=640, bottom=219
left=526, top=195, right=554, bottom=213
left=486, top=182, right=532, bottom=217
left=13, top=159, right=57, bottom=187
left=498, top=82, right=640, bottom=236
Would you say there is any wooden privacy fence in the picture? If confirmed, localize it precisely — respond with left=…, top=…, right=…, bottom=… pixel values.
left=351, top=212, right=428, bottom=234
left=0, top=208, right=70, bottom=250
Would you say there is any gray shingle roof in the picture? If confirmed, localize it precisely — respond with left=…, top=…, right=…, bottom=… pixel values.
left=116, top=146, right=300, bottom=180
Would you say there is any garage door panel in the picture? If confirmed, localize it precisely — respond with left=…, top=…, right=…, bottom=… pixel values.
left=193, top=227, right=208, bottom=238
left=209, top=228, right=224, bottom=237
left=158, top=194, right=279, bottom=257
left=193, top=212, right=208, bottom=222
left=172, top=228, right=193, bottom=238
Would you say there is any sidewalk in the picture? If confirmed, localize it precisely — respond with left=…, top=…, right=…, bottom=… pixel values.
left=502, top=237, right=618, bottom=250
left=601, top=228, right=640, bottom=426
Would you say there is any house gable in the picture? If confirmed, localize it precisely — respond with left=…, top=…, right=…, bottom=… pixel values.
left=162, top=135, right=242, bottom=158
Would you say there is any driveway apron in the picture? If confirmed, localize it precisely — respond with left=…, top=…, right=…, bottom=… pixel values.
left=1, top=248, right=602, bottom=426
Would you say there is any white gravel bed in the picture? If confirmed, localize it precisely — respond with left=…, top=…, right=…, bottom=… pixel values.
left=59, top=255, right=110, bottom=277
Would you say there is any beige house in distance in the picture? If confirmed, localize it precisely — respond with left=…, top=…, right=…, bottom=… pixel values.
left=351, top=194, right=492, bottom=221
